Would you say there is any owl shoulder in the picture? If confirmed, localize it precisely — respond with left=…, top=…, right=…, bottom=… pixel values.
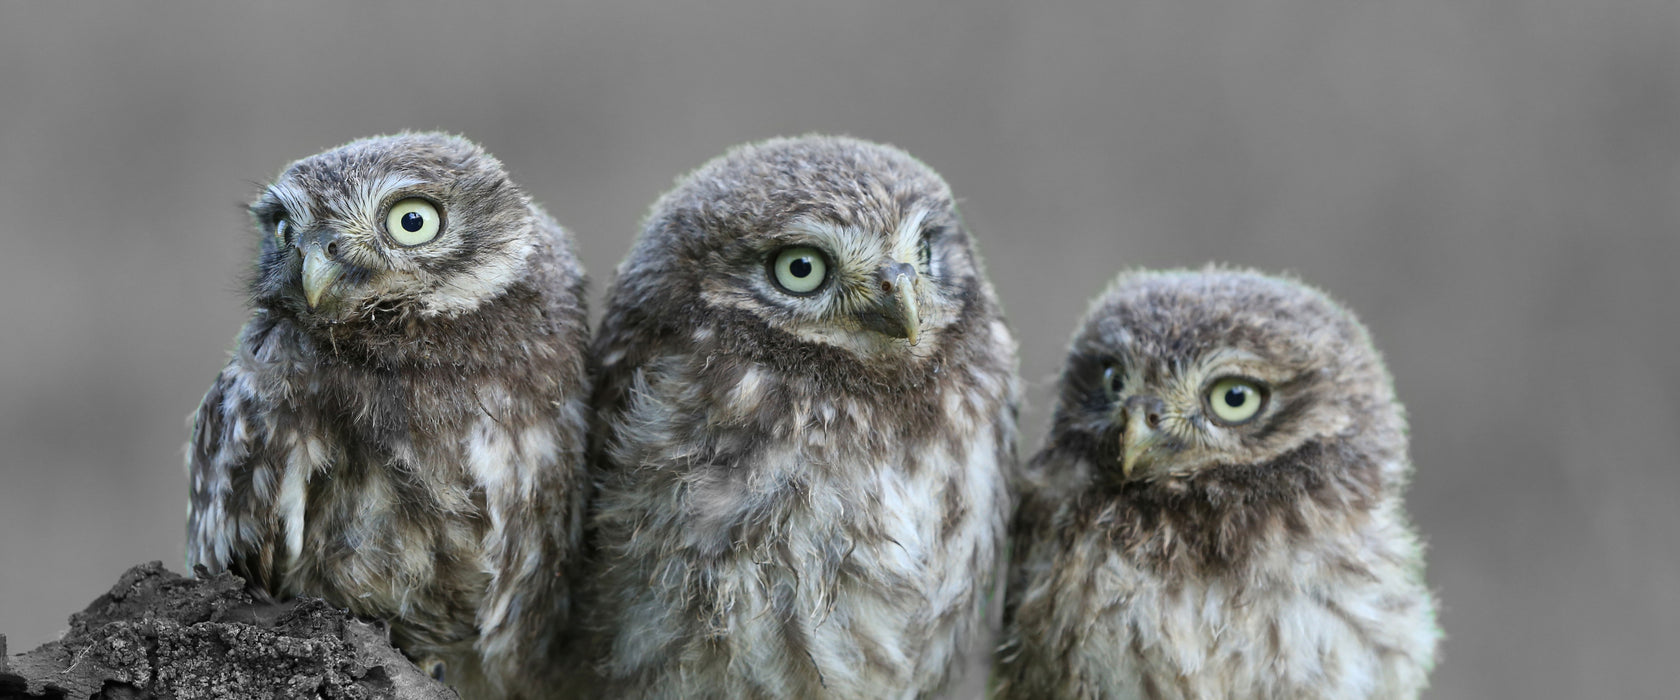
left=185, top=357, right=285, bottom=588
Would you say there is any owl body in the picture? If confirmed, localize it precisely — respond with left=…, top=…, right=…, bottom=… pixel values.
left=996, top=268, right=1437, bottom=700
left=582, top=136, right=1018, bottom=698
left=187, top=133, right=590, bottom=697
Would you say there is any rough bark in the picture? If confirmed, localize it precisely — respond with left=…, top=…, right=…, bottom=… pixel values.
left=1, top=562, right=456, bottom=700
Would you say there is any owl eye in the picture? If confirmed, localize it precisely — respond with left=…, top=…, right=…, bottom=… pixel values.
left=385, top=198, right=442, bottom=246
left=274, top=218, right=291, bottom=245
left=1101, top=364, right=1123, bottom=400
left=1207, top=377, right=1266, bottom=424
left=917, top=236, right=933, bottom=272
left=769, top=246, right=829, bottom=295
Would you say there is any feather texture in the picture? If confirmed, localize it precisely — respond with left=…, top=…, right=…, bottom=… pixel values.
left=186, top=133, right=590, bottom=698
left=996, top=267, right=1439, bottom=699
left=577, top=135, right=1020, bottom=698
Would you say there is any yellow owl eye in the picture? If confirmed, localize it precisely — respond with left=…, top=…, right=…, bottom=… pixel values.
left=769, top=246, right=829, bottom=295
left=1207, top=377, right=1266, bottom=424
left=385, top=198, right=442, bottom=246
left=1101, top=364, right=1123, bottom=400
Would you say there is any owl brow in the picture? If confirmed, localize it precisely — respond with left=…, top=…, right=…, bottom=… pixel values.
left=782, top=216, right=850, bottom=242
left=353, top=174, right=427, bottom=222
left=782, top=217, right=875, bottom=266
left=893, top=208, right=932, bottom=259
left=265, top=185, right=316, bottom=228
left=1191, top=348, right=1266, bottom=379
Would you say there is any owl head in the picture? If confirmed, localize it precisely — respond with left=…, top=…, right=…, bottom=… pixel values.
left=247, top=132, right=541, bottom=326
left=608, top=135, right=1001, bottom=379
left=1043, top=267, right=1403, bottom=489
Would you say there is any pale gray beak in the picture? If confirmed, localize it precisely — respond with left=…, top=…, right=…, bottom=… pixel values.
left=300, top=243, right=344, bottom=311
left=1119, top=395, right=1168, bottom=479
left=857, top=261, right=921, bottom=345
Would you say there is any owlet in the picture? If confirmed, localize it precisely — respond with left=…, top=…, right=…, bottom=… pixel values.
left=580, top=135, right=1020, bottom=698
left=996, top=267, right=1439, bottom=699
left=186, top=133, right=591, bottom=698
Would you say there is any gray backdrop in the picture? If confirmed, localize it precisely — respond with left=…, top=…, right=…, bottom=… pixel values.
left=1, top=2, right=1675, bottom=698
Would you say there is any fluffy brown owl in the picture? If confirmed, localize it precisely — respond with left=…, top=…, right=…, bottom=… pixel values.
left=995, top=267, right=1439, bottom=699
left=577, top=135, right=1019, bottom=698
left=185, top=133, right=590, bottom=698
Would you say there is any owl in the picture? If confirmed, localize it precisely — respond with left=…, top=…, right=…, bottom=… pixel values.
left=995, top=267, right=1439, bottom=699
left=578, top=135, right=1019, bottom=698
left=185, top=133, right=591, bottom=698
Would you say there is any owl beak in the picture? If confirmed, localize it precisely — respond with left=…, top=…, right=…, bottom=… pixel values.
left=1118, top=395, right=1168, bottom=479
left=300, top=243, right=345, bottom=311
left=858, top=262, right=921, bottom=345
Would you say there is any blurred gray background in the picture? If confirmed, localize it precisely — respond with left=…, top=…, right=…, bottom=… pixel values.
left=1, top=1, right=1675, bottom=697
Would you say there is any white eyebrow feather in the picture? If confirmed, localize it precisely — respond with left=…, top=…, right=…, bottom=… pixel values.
left=784, top=217, right=878, bottom=268
left=783, top=216, right=851, bottom=241
left=352, top=173, right=425, bottom=222
left=784, top=208, right=932, bottom=267
left=268, top=173, right=426, bottom=228
left=268, top=184, right=317, bottom=228
left=893, top=208, right=931, bottom=261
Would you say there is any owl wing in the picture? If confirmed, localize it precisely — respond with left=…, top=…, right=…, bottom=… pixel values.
left=475, top=246, right=595, bottom=694
left=471, top=396, right=591, bottom=695
left=185, top=360, right=284, bottom=592
left=582, top=304, right=666, bottom=472
left=995, top=450, right=1063, bottom=673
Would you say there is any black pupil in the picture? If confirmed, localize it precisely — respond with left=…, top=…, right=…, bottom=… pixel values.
left=1224, top=386, right=1248, bottom=407
left=401, top=211, right=424, bottom=232
left=1109, top=372, right=1122, bottom=393
left=789, top=257, right=813, bottom=278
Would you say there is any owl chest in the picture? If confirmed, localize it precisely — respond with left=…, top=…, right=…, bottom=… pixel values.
left=644, top=429, right=1003, bottom=693
left=268, top=401, right=491, bottom=645
left=1023, top=536, right=1409, bottom=700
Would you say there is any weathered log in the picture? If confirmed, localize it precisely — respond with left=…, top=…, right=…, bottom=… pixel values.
left=1, top=562, right=455, bottom=700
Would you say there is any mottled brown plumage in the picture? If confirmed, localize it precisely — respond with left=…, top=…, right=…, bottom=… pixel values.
left=577, top=135, right=1019, bottom=698
left=996, top=267, right=1438, bottom=699
left=186, top=133, right=590, bottom=698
